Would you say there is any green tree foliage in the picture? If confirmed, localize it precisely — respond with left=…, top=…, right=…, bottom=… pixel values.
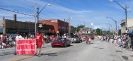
left=96, top=28, right=101, bottom=35
left=95, top=28, right=104, bottom=35
left=74, top=25, right=84, bottom=31
left=118, top=29, right=121, bottom=35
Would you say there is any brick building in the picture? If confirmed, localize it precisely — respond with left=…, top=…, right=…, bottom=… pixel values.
left=38, top=19, right=69, bottom=36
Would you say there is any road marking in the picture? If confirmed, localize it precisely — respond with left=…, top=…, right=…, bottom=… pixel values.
left=10, top=48, right=59, bottom=61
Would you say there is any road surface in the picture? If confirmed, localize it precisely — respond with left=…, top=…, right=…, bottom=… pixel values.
left=0, top=39, right=132, bottom=61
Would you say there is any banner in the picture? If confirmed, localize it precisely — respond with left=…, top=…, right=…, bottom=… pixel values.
left=16, top=39, right=36, bottom=55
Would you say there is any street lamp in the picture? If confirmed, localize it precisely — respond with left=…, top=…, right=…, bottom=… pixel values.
left=106, top=17, right=117, bottom=33
left=34, top=3, right=50, bottom=35
left=106, top=22, right=112, bottom=32
left=106, top=24, right=110, bottom=34
left=110, top=0, right=128, bottom=30
left=37, top=4, right=51, bottom=23
left=35, top=4, right=50, bottom=34
left=64, top=19, right=66, bottom=34
left=68, top=11, right=70, bottom=36
left=106, top=22, right=112, bottom=28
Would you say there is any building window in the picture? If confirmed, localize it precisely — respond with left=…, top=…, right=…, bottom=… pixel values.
left=58, top=26, right=61, bottom=29
left=62, top=27, right=64, bottom=29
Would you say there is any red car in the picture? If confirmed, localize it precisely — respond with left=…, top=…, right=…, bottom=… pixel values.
left=51, top=38, right=71, bottom=47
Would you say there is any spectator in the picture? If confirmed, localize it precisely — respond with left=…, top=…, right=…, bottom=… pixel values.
left=14, top=32, right=23, bottom=55
left=131, top=35, right=133, bottom=52
left=15, top=33, right=23, bottom=40
left=118, top=37, right=123, bottom=48
left=127, top=35, right=131, bottom=50
left=0, top=40, right=2, bottom=49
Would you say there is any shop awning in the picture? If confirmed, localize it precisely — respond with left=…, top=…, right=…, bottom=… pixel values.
left=128, top=30, right=133, bottom=34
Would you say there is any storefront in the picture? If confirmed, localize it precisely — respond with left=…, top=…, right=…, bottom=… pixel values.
left=0, top=28, right=3, bottom=34
left=29, top=30, right=35, bottom=35
left=128, top=30, right=133, bottom=34
left=19, top=29, right=29, bottom=37
left=6, top=28, right=18, bottom=34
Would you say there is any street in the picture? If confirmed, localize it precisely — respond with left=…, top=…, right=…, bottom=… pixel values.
left=0, top=39, right=133, bottom=61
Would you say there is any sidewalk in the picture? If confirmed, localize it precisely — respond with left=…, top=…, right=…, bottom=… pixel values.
left=109, top=39, right=133, bottom=61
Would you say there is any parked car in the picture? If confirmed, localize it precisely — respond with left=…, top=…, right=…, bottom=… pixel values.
left=51, top=38, right=71, bottom=47
left=70, top=35, right=82, bottom=43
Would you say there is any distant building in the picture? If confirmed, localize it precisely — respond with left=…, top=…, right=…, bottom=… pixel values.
left=38, top=19, right=72, bottom=36
left=80, top=27, right=92, bottom=35
left=121, top=18, right=133, bottom=34
left=0, top=14, right=35, bottom=37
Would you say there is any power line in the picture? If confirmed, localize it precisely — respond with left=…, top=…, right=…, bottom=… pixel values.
left=20, top=0, right=72, bottom=22
left=0, top=0, right=34, bottom=15
left=23, top=0, right=68, bottom=20
left=0, top=7, right=34, bottom=17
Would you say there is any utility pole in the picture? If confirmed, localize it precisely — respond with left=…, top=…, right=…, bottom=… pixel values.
left=68, top=11, right=70, bottom=36
left=106, top=17, right=117, bottom=34
left=84, top=22, right=85, bottom=27
left=34, top=3, right=37, bottom=35
left=37, top=7, right=39, bottom=23
left=110, top=0, right=128, bottom=30
left=64, top=19, right=65, bottom=34
left=106, top=24, right=110, bottom=32
left=36, top=4, right=50, bottom=22
left=125, top=5, right=128, bottom=30
left=36, top=4, right=50, bottom=33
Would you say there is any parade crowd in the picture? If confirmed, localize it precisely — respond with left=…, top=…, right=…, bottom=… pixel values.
left=100, top=34, right=133, bottom=54
left=0, top=33, right=56, bottom=49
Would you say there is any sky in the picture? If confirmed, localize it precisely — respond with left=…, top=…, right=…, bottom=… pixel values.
left=0, top=0, right=133, bottom=30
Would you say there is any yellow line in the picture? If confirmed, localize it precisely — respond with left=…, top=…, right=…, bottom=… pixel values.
left=10, top=48, right=59, bottom=61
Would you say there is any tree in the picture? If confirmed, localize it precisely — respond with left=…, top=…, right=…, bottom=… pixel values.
left=74, top=25, right=84, bottom=32
left=118, top=29, right=121, bottom=35
left=96, top=28, right=101, bottom=35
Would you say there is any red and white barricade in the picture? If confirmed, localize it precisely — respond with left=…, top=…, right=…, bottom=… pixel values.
left=16, top=39, right=36, bottom=55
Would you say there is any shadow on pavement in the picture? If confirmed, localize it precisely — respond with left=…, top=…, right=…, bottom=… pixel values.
left=89, top=43, right=94, bottom=44
left=93, top=47, right=104, bottom=49
left=52, top=45, right=73, bottom=48
left=0, top=51, right=14, bottom=56
left=109, top=54, right=116, bottom=56
left=122, top=56, right=128, bottom=60
left=116, top=50, right=122, bottom=52
left=42, top=46, right=47, bottom=48
left=41, top=53, right=57, bottom=56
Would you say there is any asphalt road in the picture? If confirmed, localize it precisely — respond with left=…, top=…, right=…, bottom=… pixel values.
left=0, top=39, right=132, bottom=61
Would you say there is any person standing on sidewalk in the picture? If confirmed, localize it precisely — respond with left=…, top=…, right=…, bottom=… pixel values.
left=130, top=35, right=133, bottom=53
left=16, top=33, right=23, bottom=40
left=127, top=35, right=131, bottom=50
left=35, top=31, right=44, bottom=56
left=14, top=32, right=24, bottom=55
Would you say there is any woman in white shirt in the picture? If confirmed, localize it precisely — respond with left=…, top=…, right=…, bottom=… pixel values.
left=15, top=33, right=24, bottom=41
